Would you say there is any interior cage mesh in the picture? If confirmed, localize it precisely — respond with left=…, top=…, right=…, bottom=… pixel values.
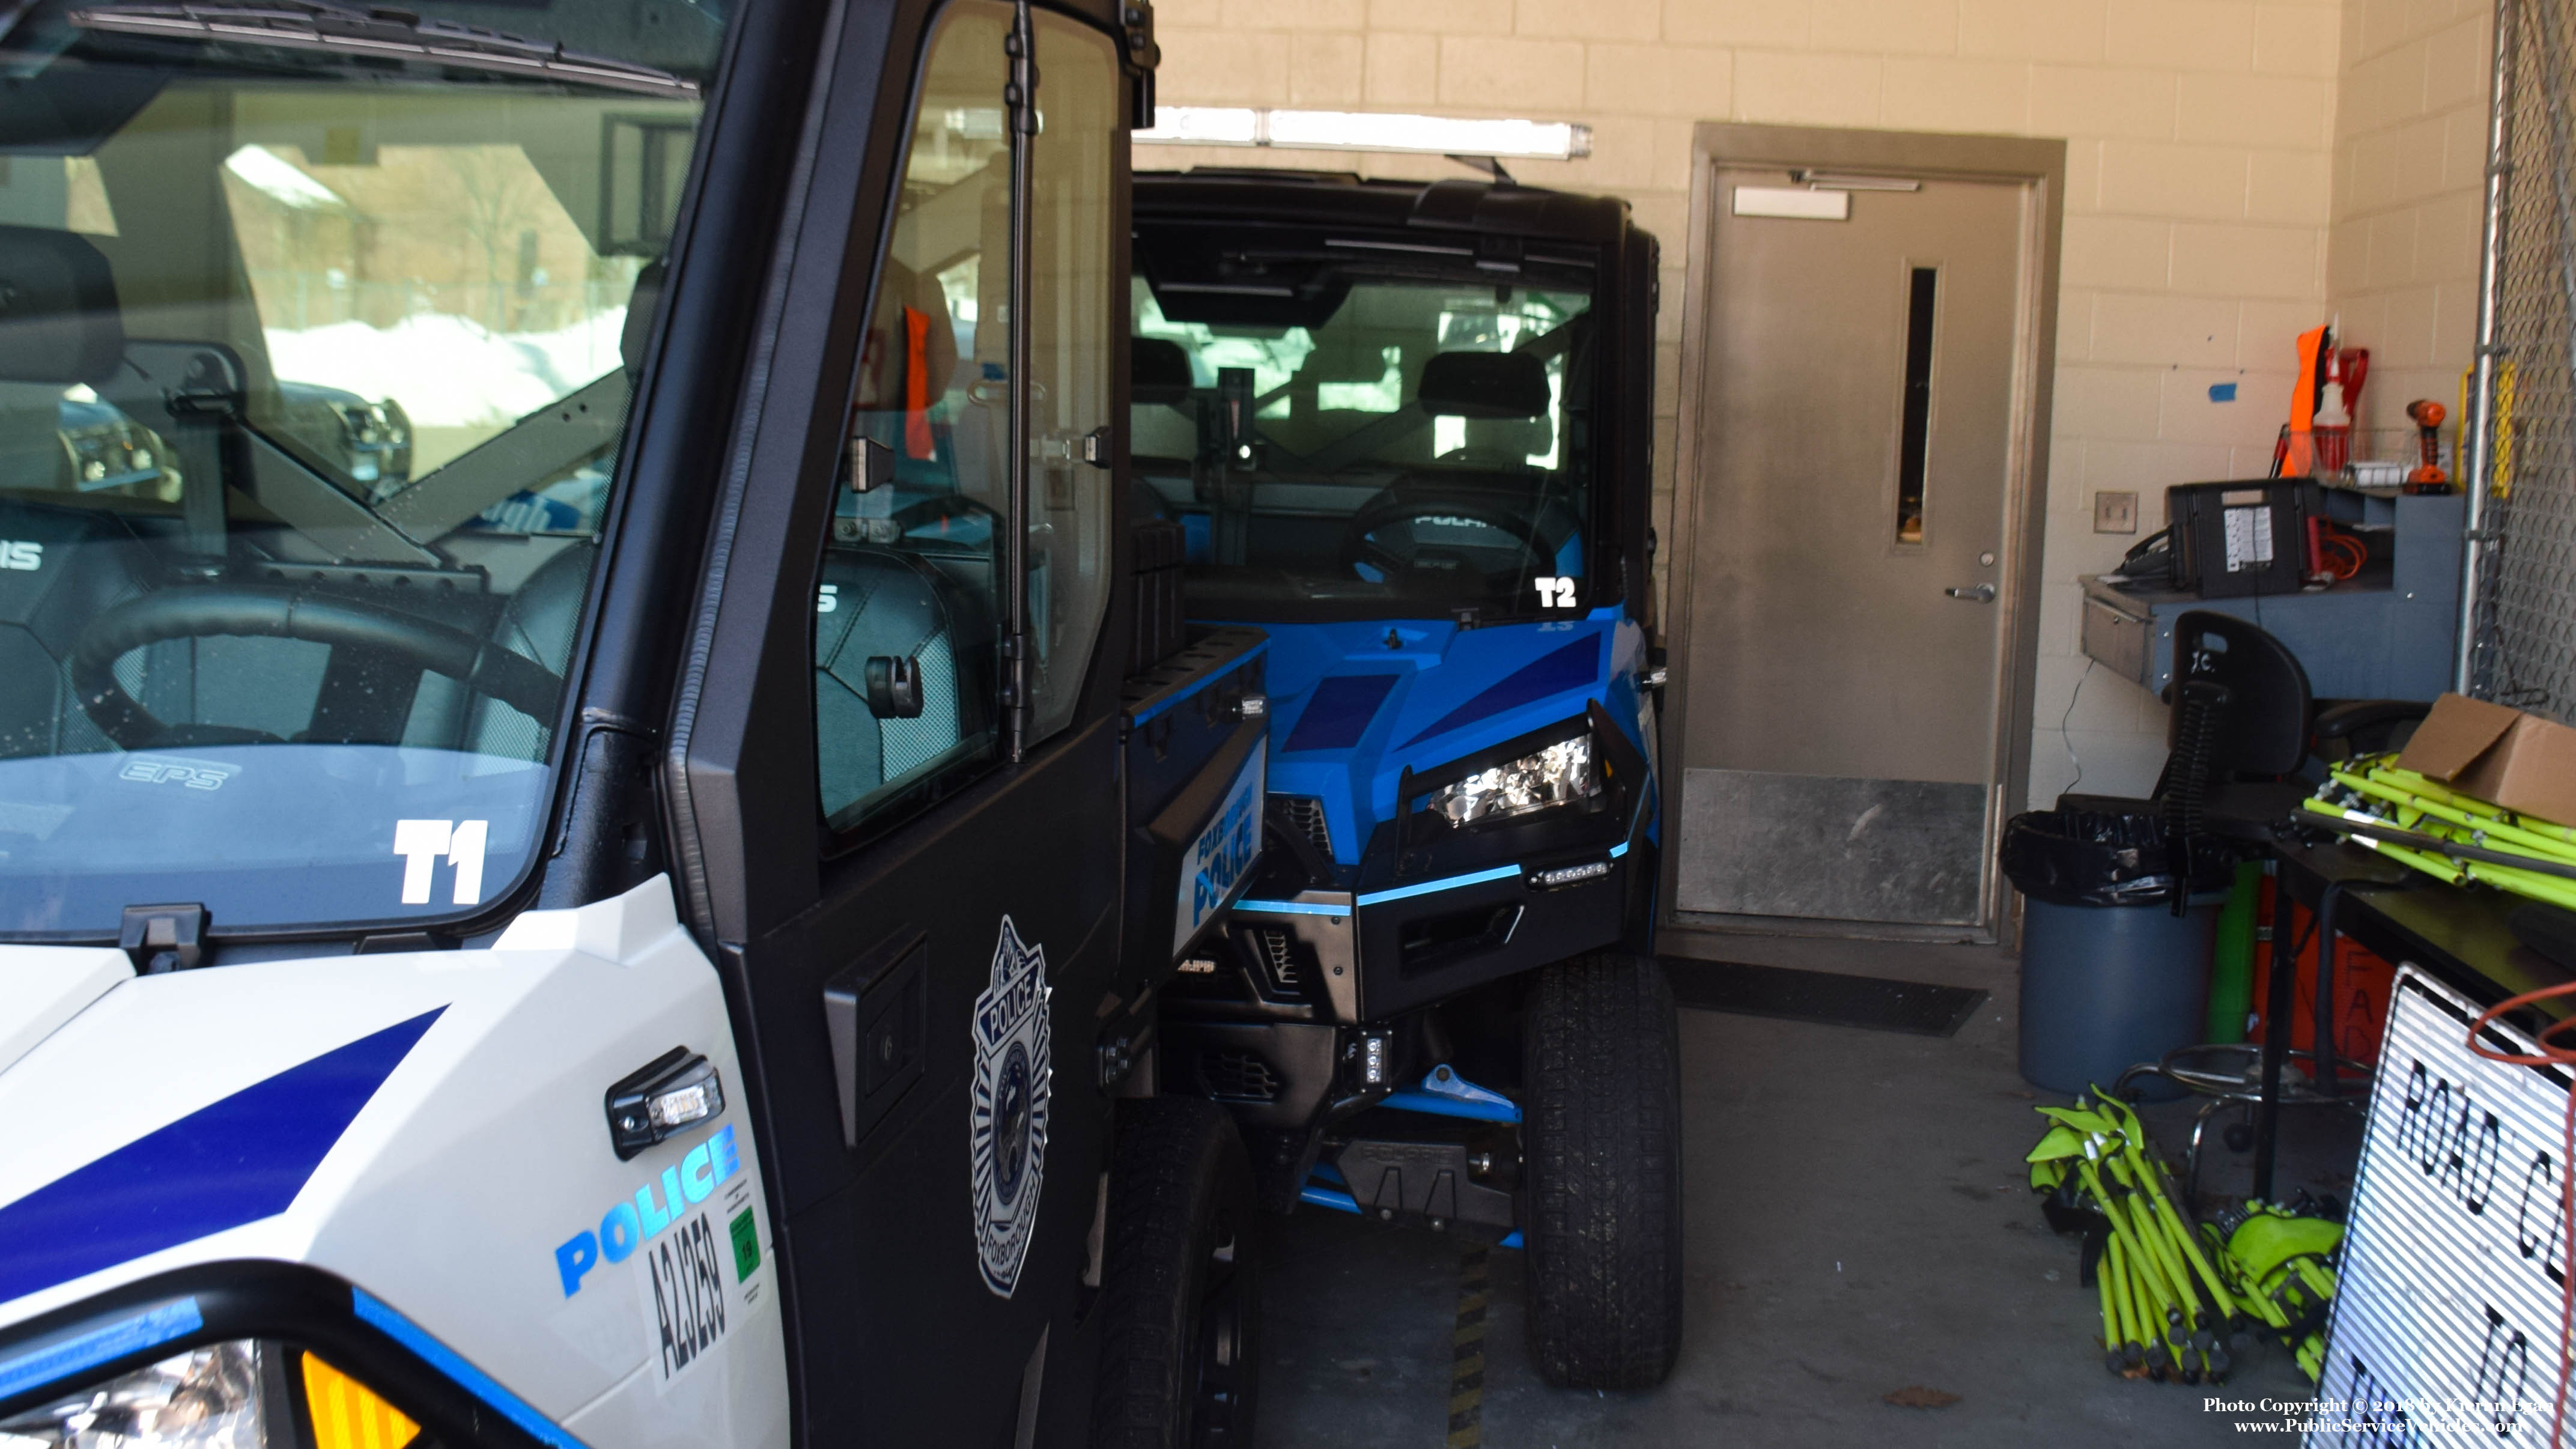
left=2478, top=0, right=2576, bottom=724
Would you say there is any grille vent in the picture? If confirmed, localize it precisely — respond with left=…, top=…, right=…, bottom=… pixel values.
left=1200, top=1048, right=1280, bottom=1102
left=1257, top=926, right=1304, bottom=993
left=1272, top=794, right=1331, bottom=858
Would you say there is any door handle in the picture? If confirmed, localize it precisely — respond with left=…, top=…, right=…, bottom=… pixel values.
left=1945, top=583, right=1997, bottom=603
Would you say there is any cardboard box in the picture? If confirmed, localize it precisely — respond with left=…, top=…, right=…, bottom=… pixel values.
left=2396, top=693, right=2576, bottom=827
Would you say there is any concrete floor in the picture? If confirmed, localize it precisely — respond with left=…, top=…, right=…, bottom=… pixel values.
left=1251, top=934, right=2360, bottom=1447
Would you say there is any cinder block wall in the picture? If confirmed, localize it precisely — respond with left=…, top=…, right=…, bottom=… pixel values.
left=2326, top=0, right=2491, bottom=453
left=1144, top=0, right=2357, bottom=803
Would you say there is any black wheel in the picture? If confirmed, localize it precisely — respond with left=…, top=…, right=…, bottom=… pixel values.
left=1523, top=950, right=1684, bottom=1388
left=1093, top=1096, right=1261, bottom=1449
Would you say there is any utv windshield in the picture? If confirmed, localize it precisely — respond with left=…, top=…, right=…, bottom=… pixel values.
left=1131, top=225, right=1596, bottom=621
left=0, top=0, right=725, bottom=935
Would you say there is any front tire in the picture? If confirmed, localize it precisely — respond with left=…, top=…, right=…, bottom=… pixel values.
left=1522, top=950, right=1684, bottom=1388
left=1093, top=1096, right=1262, bottom=1448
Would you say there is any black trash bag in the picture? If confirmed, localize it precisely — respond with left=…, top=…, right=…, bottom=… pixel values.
left=1999, top=810, right=2180, bottom=908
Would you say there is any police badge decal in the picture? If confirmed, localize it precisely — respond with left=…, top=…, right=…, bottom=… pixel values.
left=970, top=914, right=1053, bottom=1297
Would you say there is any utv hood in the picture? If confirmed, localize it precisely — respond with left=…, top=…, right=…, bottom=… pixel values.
left=1255, top=613, right=1642, bottom=867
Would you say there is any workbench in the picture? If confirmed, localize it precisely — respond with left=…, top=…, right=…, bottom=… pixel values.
left=2253, top=833, right=2571, bottom=1198
left=2078, top=491, right=2465, bottom=701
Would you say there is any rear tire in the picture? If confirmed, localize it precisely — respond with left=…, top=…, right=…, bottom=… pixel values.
left=1522, top=950, right=1684, bottom=1388
left=1093, top=1096, right=1262, bottom=1449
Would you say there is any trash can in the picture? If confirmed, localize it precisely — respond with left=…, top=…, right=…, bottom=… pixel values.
left=2003, top=811, right=2217, bottom=1098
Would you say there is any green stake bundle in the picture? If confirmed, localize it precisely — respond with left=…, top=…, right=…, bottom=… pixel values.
left=2303, top=756, right=2576, bottom=911
left=2026, top=1088, right=2342, bottom=1384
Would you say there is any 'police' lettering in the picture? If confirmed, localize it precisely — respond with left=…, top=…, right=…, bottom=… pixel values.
left=681, top=1142, right=716, bottom=1204
left=554, top=1231, right=599, bottom=1297
left=557, top=1124, right=748, bottom=1296
left=601, top=1201, right=641, bottom=1262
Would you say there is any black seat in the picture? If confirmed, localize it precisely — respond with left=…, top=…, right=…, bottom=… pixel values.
left=0, top=498, right=153, bottom=758
left=462, top=541, right=594, bottom=759
left=815, top=544, right=982, bottom=821
left=0, top=228, right=154, bottom=757
left=1132, top=336, right=1194, bottom=407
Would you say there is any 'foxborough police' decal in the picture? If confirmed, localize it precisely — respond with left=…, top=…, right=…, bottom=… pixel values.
left=971, top=915, right=1052, bottom=1298
left=1173, top=746, right=1263, bottom=959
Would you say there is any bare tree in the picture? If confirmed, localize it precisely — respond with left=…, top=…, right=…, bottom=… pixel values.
left=444, top=147, right=541, bottom=330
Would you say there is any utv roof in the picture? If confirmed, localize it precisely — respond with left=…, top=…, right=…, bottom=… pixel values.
left=1132, top=168, right=1635, bottom=249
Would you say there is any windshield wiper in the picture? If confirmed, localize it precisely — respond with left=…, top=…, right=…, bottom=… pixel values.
left=68, top=0, right=697, bottom=99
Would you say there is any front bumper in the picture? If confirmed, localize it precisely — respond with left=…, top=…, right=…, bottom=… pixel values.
left=1230, top=792, right=1654, bottom=1022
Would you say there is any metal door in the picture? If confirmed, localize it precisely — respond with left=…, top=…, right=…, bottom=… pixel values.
left=667, top=4, right=1136, bottom=1444
left=1674, top=168, right=2031, bottom=928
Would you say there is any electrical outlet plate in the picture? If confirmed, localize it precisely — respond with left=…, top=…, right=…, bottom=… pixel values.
left=2093, top=490, right=2138, bottom=535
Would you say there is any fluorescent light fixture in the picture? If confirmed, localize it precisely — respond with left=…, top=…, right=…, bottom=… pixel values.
left=1137, top=105, right=1260, bottom=146
left=1136, top=107, right=1591, bottom=161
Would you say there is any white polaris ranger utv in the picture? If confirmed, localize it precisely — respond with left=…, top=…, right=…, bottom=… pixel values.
left=0, top=0, right=1280, bottom=1445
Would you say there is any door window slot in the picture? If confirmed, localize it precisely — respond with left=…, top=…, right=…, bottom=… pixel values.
left=1895, top=264, right=1938, bottom=547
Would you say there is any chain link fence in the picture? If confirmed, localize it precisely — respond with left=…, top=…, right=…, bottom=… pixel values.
left=2473, top=0, right=2576, bottom=724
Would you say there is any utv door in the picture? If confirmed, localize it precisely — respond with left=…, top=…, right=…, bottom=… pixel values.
left=670, top=4, right=1137, bottom=1444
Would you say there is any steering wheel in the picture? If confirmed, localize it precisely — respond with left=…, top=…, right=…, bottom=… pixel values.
left=70, top=585, right=564, bottom=749
left=1335, top=490, right=1551, bottom=588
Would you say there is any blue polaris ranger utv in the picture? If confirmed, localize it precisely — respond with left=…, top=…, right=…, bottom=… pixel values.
left=1133, top=169, right=1681, bottom=1388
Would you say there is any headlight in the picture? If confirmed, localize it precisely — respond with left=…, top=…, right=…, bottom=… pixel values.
left=0, top=1343, right=416, bottom=1449
left=61, top=422, right=160, bottom=491
left=1421, top=734, right=1597, bottom=827
left=0, top=1342, right=265, bottom=1449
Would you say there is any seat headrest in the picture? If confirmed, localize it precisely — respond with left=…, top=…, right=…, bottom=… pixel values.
left=0, top=226, right=121, bottom=386
left=1419, top=350, right=1548, bottom=419
left=619, top=258, right=666, bottom=378
left=1133, top=336, right=1193, bottom=405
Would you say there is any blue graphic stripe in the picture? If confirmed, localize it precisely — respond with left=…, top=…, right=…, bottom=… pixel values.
left=1343, top=842, right=1629, bottom=911
left=1356, top=864, right=1520, bottom=907
left=1232, top=899, right=1346, bottom=917
left=1380, top=1089, right=1522, bottom=1123
left=1284, top=674, right=1399, bottom=753
left=353, top=1289, right=589, bottom=1449
left=0, top=1008, right=445, bottom=1308
left=1400, top=634, right=1600, bottom=747
left=1127, top=640, right=1270, bottom=726
left=0, top=1298, right=201, bottom=1402
left=1298, top=1184, right=1361, bottom=1215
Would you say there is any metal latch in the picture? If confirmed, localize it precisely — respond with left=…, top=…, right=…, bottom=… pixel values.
left=849, top=436, right=895, bottom=492
left=865, top=655, right=925, bottom=718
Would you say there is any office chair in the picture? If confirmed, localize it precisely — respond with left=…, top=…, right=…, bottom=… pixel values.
left=2059, top=611, right=2316, bottom=899
left=2059, top=612, right=2428, bottom=1200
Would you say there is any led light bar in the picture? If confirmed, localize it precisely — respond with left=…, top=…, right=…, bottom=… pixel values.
left=1137, top=107, right=1592, bottom=161
left=1527, top=859, right=1612, bottom=890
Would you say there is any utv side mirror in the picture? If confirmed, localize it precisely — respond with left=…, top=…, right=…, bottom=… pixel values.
left=865, top=655, right=925, bottom=719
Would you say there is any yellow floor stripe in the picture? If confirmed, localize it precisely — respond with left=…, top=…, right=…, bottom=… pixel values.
left=1446, top=1245, right=1490, bottom=1449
